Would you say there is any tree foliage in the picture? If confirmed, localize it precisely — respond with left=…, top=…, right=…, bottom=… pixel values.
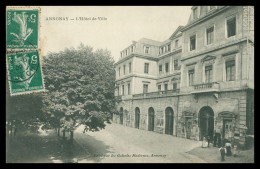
left=42, top=44, right=116, bottom=133
left=6, top=79, right=44, bottom=132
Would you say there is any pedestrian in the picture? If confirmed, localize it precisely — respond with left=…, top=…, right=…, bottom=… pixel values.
left=207, top=135, right=211, bottom=147
left=213, top=134, right=217, bottom=147
left=202, top=136, right=208, bottom=148
left=219, top=146, right=225, bottom=161
left=233, top=145, right=238, bottom=157
left=217, top=133, right=222, bottom=148
left=225, top=142, right=232, bottom=156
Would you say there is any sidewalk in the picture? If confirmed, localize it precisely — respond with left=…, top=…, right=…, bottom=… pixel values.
left=6, top=130, right=90, bottom=163
left=187, top=145, right=254, bottom=163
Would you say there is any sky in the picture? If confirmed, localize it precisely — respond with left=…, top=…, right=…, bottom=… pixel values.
left=40, top=6, right=192, bottom=62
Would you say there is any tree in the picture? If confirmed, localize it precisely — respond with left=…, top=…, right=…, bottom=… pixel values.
left=42, top=44, right=116, bottom=143
left=6, top=78, right=44, bottom=141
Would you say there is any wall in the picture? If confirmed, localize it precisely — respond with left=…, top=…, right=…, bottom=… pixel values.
left=115, top=95, right=179, bottom=135
left=115, top=57, right=134, bottom=79
left=133, top=77, right=157, bottom=94
left=134, top=57, right=157, bottom=77
left=182, top=6, right=244, bottom=57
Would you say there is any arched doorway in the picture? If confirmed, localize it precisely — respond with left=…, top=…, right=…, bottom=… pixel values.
left=119, top=107, right=123, bottom=125
left=199, top=106, right=214, bottom=141
left=135, top=107, right=140, bottom=129
left=165, top=107, right=174, bottom=135
left=148, top=107, right=155, bottom=131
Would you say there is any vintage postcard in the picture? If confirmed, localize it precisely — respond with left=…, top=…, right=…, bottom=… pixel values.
left=6, top=6, right=254, bottom=163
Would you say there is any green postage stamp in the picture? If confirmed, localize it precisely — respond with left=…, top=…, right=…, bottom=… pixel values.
left=6, top=9, right=39, bottom=49
left=6, top=7, right=44, bottom=95
left=6, top=51, right=45, bottom=95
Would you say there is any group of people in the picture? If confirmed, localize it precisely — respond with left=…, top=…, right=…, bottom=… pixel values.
left=219, top=143, right=238, bottom=161
left=201, top=134, right=238, bottom=162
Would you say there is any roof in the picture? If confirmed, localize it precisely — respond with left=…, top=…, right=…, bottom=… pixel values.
left=184, top=6, right=227, bottom=29
left=138, top=38, right=162, bottom=46
left=160, top=39, right=172, bottom=45
left=169, top=26, right=184, bottom=40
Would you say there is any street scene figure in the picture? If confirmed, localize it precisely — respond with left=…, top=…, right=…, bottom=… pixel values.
left=233, top=145, right=238, bottom=157
left=207, top=135, right=211, bottom=147
left=225, top=142, right=232, bottom=156
left=219, top=146, right=226, bottom=161
left=202, top=137, right=208, bottom=148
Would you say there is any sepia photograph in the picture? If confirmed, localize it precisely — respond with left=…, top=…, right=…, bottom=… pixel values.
left=5, top=6, right=254, bottom=163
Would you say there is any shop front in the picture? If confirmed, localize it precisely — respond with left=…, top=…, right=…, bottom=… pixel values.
left=178, top=111, right=199, bottom=140
left=214, top=111, right=237, bottom=145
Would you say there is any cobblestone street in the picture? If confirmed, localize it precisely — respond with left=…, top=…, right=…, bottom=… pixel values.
left=74, top=123, right=206, bottom=163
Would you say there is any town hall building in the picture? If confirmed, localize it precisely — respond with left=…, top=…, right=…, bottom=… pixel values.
left=113, top=6, right=254, bottom=148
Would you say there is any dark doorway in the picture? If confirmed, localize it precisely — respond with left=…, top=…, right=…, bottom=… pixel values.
left=165, top=107, right=174, bottom=135
left=185, top=117, right=192, bottom=139
left=199, top=106, right=214, bottom=141
left=148, top=107, right=155, bottom=131
left=119, top=107, right=123, bottom=125
left=135, top=107, right=140, bottom=129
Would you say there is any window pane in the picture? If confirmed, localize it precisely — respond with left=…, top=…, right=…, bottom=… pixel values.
left=128, top=84, right=131, bottom=94
left=129, top=63, right=131, bottom=73
left=158, top=85, right=161, bottom=91
left=174, top=59, right=178, bottom=67
left=227, top=17, right=236, bottom=37
left=165, top=63, right=169, bottom=72
left=193, top=8, right=197, bottom=19
left=207, top=27, right=214, bottom=45
left=190, top=35, right=196, bottom=50
left=226, top=67, right=230, bottom=81
left=231, top=65, right=235, bottom=81
left=159, top=65, right=162, bottom=73
left=143, top=84, right=148, bottom=93
left=210, top=70, right=213, bottom=82
left=173, top=83, right=177, bottom=90
left=189, top=69, right=194, bottom=85
left=144, top=63, right=149, bottom=73
left=164, top=84, right=168, bottom=91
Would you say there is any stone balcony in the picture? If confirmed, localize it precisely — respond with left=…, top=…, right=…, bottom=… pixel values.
left=190, top=82, right=220, bottom=94
left=132, top=89, right=180, bottom=99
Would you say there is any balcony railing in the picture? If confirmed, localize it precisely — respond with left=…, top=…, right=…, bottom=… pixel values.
left=192, top=82, right=219, bottom=92
left=132, top=89, right=180, bottom=99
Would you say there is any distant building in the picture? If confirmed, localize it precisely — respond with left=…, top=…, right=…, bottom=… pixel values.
left=113, top=6, right=254, bottom=147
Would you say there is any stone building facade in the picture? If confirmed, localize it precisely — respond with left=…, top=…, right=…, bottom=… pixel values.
left=113, top=6, right=254, bottom=147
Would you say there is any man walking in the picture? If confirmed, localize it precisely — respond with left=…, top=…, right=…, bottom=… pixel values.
left=219, top=146, right=226, bottom=161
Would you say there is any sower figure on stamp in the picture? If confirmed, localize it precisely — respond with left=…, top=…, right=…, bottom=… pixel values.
left=11, top=12, right=33, bottom=46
